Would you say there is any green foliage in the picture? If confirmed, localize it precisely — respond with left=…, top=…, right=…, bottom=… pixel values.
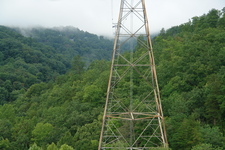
left=168, top=117, right=202, bottom=150
left=1, top=8, right=225, bottom=150
left=191, top=143, right=224, bottom=150
left=192, top=143, right=214, bottom=150
left=29, top=143, right=43, bottom=150
left=200, top=125, right=224, bottom=148
left=57, top=131, right=73, bottom=148
left=16, top=26, right=113, bottom=62
left=71, top=55, right=85, bottom=74
left=73, top=120, right=101, bottom=149
left=47, top=143, right=58, bottom=150
left=153, top=8, right=225, bottom=149
left=0, top=138, right=10, bottom=150
left=0, top=57, right=108, bottom=149
left=59, top=144, right=73, bottom=150
left=0, top=87, right=8, bottom=104
left=0, top=26, right=69, bottom=103
left=0, top=25, right=113, bottom=104
left=11, top=118, right=35, bottom=149
left=32, top=123, right=54, bottom=146
left=110, top=141, right=127, bottom=150
left=83, top=85, right=102, bottom=102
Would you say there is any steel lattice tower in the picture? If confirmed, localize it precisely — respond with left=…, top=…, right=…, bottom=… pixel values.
left=99, top=0, right=168, bottom=149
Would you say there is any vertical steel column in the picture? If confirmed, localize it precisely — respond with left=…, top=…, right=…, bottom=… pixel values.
left=99, top=0, right=168, bottom=149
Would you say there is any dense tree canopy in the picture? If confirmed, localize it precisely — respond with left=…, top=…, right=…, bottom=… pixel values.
left=0, top=26, right=114, bottom=104
left=15, top=26, right=114, bottom=63
left=0, top=8, right=225, bottom=149
left=153, top=8, right=225, bottom=150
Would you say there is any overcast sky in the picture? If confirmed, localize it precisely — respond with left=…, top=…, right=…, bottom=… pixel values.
left=0, top=0, right=224, bottom=36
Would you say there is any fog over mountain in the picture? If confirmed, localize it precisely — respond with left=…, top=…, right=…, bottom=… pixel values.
left=1, top=0, right=224, bottom=36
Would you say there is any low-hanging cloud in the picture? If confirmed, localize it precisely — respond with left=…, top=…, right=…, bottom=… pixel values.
left=0, top=0, right=224, bottom=36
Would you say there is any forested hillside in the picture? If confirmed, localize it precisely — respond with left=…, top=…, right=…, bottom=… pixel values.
left=0, top=26, right=113, bottom=105
left=0, top=26, right=71, bottom=105
left=154, top=8, right=225, bottom=150
left=0, top=8, right=225, bottom=150
left=15, top=26, right=113, bottom=62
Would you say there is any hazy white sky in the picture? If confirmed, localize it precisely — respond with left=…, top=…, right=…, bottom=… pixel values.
left=0, top=0, right=224, bottom=36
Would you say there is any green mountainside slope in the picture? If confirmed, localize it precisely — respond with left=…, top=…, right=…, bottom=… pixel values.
left=0, top=8, right=225, bottom=150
